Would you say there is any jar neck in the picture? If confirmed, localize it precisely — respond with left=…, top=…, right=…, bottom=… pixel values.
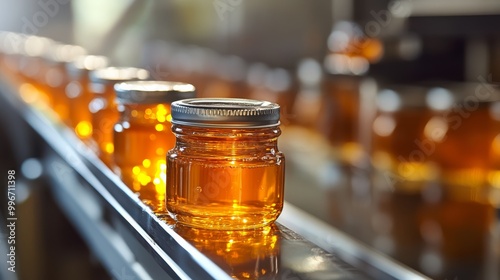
left=118, top=103, right=172, bottom=125
left=172, top=124, right=281, bottom=153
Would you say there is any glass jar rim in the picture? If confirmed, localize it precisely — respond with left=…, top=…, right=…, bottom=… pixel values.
left=114, top=81, right=196, bottom=104
left=89, top=67, right=149, bottom=84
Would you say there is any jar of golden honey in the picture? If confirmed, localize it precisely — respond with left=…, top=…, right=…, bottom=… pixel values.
left=167, top=98, right=285, bottom=230
left=88, top=67, right=149, bottom=167
left=42, top=44, right=87, bottom=121
left=66, top=55, right=109, bottom=139
left=17, top=36, right=55, bottom=104
left=113, top=81, right=196, bottom=212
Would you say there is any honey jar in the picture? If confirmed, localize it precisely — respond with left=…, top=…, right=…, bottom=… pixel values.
left=113, top=81, right=196, bottom=212
left=167, top=98, right=285, bottom=230
left=66, top=55, right=109, bottom=139
left=88, top=67, right=149, bottom=166
left=41, top=43, right=87, bottom=121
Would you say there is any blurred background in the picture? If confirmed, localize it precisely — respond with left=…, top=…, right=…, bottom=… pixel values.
left=1, top=0, right=500, bottom=279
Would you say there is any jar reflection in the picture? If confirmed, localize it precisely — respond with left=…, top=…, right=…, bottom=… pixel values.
left=172, top=223, right=279, bottom=280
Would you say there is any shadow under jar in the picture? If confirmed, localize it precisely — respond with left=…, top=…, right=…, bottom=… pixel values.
left=113, top=81, right=196, bottom=212
left=167, top=98, right=285, bottom=230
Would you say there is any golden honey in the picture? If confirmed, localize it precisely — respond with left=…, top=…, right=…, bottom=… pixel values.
left=371, top=87, right=436, bottom=192
left=66, top=55, right=109, bottom=140
left=89, top=67, right=149, bottom=167
left=17, top=36, right=55, bottom=105
left=167, top=98, right=285, bottom=230
left=432, top=102, right=498, bottom=197
left=113, top=81, right=195, bottom=212
left=41, top=44, right=87, bottom=122
left=0, top=32, right=26, bottom=82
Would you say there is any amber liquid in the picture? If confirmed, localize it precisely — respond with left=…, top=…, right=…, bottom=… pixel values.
left=18, top=57, right=53, bottom=106
left=67, top=77, right=94, bottom=139
left=114, top=104, right=175, bottom=212
left=167, top=126, right=285, bottom=230
left=432, top=104, right=499, bottom=197
left=90, top=86, right=119, bottom=167
left=42, top=64, right=69, bottom=121
left=372, top=103, right=497, bottom=276
left=320, top=75, right=368, bottom=166
left=371, top=108, right=435, bottom=191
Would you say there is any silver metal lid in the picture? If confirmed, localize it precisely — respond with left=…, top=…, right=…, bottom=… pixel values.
left=66, top=55, right=109, bottom=79
left=171, top=98, right=281, bottom=128
left=114, top=81, right=196, bottom=104
left=89, top=67, right=149, bottom=84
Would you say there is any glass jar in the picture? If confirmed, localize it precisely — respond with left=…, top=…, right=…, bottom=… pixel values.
left=371, top=86, right=436, bottom=192
left=113, top=81, right=196, bottom=212
left=17, top=36, right=55, bottom=105
left=167, top=98, right=285, bottom=230
left=0, top=32, right=26, bottom=83
left=66, top=55, right=109, bottom=139
left=89, top=67, right=149, bottom=167
left=42, top=43, right=87, bottom=121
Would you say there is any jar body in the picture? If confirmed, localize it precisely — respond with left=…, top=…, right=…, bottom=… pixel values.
left=167, top=125, right=285, bottom=230
left=67, top=75, right=93, bottom=139
left=90, top=83, right=118, bottom=166
left=114, top=104, right=175, bottom=212
left=43, top=63, right=68, bottom=121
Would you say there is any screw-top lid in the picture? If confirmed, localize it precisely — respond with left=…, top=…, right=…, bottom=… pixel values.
left=66, top=55, right=109, bottom=79
left=90, top=67, right=149, bottom=84
left=114, top=81, right=196, bottom=104
left=171, top=98, right=281, bottom=128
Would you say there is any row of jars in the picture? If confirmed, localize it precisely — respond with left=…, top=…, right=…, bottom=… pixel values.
left=4, top=32, right=500, bottom=211
left=2, top=31, right=499, bottom=279
left=0, top=32, right=286, bottom=231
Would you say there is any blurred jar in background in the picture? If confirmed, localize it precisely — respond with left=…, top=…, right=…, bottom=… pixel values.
left=371, top=86, right=437, bottom=192
left=370, top=84, right=498, bottom=278
left=144, top=42, right=215, bottom=95
left=0, top=32, right=26, bottom=82
left=488, top=83, right=500, bottom=207
left=18, top=36, right=53, bottom=86
left=319, top=68, right=377, bottom=168
left=370, top=86, right=435, bottom=268
left=201, top=55, right=248, bottom=99
left=41, top=44, right=87, bottom=122
left=428, top=85, right=500, bottom=203
left=292, top=58, right=323, bottom=128
left=172, top=223, right=279, bottom=279
left=247, top=64, right=297, bottom=125
left=88, top=67, right=149, bottom=167
left=17, top=36, right=55, bottom=105
left=113, top=81, right=196, bottom=212
left=419, top=85, right=498, bottom=269
left=319, top=22, right=381, bottom=168
left=66, top=55, right=109, bottom=140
